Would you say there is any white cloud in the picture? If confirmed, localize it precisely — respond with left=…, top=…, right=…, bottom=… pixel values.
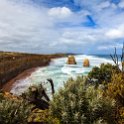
left=106, top=27, right=124, bottom=39
left=48, top=7, right=72, bottom=18
left=0, top=0, right=58, bottom=53
left=0, top=0, right=123, bottom=54
left=98, top=1, right=111, bottom=10
left=106, top=29, right=123, bottom=39
left=98, top=43, right=123, bottom=50
left=118, top=1, right=124, bottom=8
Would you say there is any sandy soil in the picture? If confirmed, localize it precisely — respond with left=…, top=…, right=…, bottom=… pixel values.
left=2, top=67, right=38, bottom=92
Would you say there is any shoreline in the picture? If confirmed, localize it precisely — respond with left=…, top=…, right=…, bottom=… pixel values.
left=0, top=52, right=67, bottom=92
left=2, top=67, right=39, bottom=92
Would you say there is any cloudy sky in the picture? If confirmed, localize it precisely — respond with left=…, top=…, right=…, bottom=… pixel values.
left=0, top=0, right=124, bottom=54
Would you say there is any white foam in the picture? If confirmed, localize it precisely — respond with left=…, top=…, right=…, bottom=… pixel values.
left=10, top=55, right=117, bottom=95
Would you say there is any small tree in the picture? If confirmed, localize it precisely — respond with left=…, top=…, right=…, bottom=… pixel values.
left=110, top=43, right=124, bottom=72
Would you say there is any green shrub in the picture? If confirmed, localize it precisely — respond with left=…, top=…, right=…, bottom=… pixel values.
left=88, top=63, right=118, bottom=85
left=50, top=77, right=90, bottom=124
left=0, top=95, right=32, bottom=124
left=86, top=85, right=116, bottom=124
left=28, top=109, right=61, bottom=124
left=50, top=76, right=115, bottom=124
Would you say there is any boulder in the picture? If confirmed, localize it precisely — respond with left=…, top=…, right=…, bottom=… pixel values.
left=67, top=55, right=77, bottom=64
left=83, top=58, right=90, bottom=67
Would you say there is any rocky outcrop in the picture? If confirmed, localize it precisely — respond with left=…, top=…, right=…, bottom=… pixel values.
left=67, top=55, right=77, bottom=64
left=83, top=58, right=90, bottom=67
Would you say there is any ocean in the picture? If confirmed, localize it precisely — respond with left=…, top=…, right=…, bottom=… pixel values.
left=10, top=54, right=116, bottom=95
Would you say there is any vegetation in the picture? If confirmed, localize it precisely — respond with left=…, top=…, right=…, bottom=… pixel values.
left=88, top=63, right=118, bottom=85
left=50, top=69, right=123, bottom=124
left=88, top=43, right=124, bottom=87
left=110, top=42, right=124, bottom=72
left=50, top=77, right=90, bottom=124
left=0, top=92, right=32, bottom=124
left=50, top=76, right=116, bottom=124
left=28, top=109, right=60, bottom=124
left=106, top=73, right=124, bottom=124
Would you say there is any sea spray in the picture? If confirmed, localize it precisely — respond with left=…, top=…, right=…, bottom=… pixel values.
left=11, top=55, right=115, bottom=95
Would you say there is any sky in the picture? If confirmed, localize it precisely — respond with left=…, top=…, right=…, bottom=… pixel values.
left=0, top=0, right=124, bottom=54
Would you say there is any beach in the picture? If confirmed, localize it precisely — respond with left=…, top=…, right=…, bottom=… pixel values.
left=2, top=67, right=37, bottom=92
left=0, top=52, right=67, bottom=92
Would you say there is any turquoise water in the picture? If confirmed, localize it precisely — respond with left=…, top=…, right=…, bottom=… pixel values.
left=11, top=55, right=115, bottom=95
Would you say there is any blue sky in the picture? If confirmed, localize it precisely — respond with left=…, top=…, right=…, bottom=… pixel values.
left=0, top=0, right=124, bottom=54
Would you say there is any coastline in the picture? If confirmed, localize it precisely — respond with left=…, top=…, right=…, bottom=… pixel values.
left=2, top=67, right=38, bottom=92
left=0, top=52, right=67, bottom=92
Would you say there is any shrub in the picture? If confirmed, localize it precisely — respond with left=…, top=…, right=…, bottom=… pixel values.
left=106, top=73, right=124, bottom=124
left=0, top=93, right=32, bottom=124
left=28, top=109, right=61, bottom=124
left=86, top=85, right=116, bottom=124
left=50, top=77, right=90, bottom=124
left=88, top=63, right=118, bottom=85
left=50, top=76, right=115, bottom=124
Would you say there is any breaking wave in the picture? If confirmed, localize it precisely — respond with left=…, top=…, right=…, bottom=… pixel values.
left=11, top=55, right=115, bottom=95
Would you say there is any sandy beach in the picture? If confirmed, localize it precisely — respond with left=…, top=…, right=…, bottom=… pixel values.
left=2, top=67, right=38, bottom=92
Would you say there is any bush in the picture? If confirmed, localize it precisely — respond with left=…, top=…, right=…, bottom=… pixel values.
left=86, top=85, right=116, bottom=124
left=50, top=77, right=90, bottom=124
left=50, top=76, right=115, bottom=124
left=106, top=73, right=124, bottom=124
left=0, top=93, right=32, bottom=124
left=28, top=109, right=61, bottom=124
left=88, top=63, right=118, bottom=85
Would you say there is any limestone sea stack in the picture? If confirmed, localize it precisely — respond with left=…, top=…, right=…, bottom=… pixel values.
left=83, top=58, right=90, bottom=67
left=67, top=55, right=77, bottom=64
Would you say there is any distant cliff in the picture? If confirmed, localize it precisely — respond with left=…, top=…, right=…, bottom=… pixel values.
left=0, top=51, right=66, bottom=89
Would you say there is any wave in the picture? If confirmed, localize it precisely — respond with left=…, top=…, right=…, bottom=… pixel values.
left=10, top=54, right=117, bottom=95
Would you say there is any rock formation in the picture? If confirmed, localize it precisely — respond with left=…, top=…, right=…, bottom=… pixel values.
left=67, top=55, right=77, bottom=64
left=83, top=58, right=90, bottom=67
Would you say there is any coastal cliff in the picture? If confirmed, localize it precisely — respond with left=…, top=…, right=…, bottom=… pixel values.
left=0, top=51, right=66, bottom=89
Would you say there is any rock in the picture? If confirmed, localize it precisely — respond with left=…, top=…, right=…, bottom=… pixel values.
left=29, top=86, right=37, bottom=92
left=67, top=55, right=77, bottom=64
left=83, top=58, right=90, bottom=67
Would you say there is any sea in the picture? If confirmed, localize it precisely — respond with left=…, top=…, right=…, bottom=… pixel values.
left=10, top=54, right=118, bottom=95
